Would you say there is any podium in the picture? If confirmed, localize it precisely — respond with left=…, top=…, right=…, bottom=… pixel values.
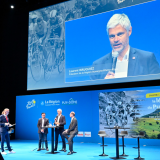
left=45, top=126, right=60, bottom=154
left=104, top=126, right=130, bottom=159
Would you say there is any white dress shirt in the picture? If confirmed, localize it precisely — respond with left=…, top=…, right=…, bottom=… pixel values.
left=42, top=118, right=44, bottom=128
left=114, top=46, right=130, bottom=78
left=57, top=115, right=61, bottom=126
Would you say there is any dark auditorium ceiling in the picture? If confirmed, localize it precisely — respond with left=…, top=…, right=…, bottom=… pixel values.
left=1, top=0, right=68, bottom=11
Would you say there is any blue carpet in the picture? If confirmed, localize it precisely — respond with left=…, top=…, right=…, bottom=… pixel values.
left=1, top=140, right=160, bottom=160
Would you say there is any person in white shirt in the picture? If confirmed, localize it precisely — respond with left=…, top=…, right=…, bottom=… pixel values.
left=37, top=113, right=49, bottom=151
left=90, top=13, right=160, bottom=80
left=54, top=109, right=66, bottom=151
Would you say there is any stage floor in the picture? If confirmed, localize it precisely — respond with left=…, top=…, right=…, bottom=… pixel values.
left=1, top=140, right=160, bottom=160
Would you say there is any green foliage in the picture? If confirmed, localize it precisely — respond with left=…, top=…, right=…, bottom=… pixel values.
left=157, top=134, right=160, bottom=139
left=132, top=118, right=160, bottom=139
left=150, top=134, right=157, bottom=139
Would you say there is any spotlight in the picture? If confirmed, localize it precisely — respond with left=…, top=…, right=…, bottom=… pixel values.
left=10, top=5, right=14, bottom=9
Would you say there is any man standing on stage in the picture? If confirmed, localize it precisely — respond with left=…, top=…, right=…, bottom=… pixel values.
left=37, top=113, right=49, bottom=151
left=0, top=108, right=16, bottom=155
left=62, top=111, right=78, bottom=155
left=54, top=109, right=66, bottom=152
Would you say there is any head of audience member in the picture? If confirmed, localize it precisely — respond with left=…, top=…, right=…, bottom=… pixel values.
left=107, top=14, right=132, bottom=54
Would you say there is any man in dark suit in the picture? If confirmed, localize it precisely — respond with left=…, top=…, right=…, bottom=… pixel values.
left=0, top=108, right=16, bottom=155
left=54, top=109, right=66, bottom=151
left=90, top=13, right=160, bottom=80
left=37, top=112, right=49, bottom=151
left=62, top=111, right=78, bottom=155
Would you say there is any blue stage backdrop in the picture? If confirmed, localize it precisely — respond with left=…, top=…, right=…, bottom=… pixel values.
left=16, top=86, right=160, bottom=145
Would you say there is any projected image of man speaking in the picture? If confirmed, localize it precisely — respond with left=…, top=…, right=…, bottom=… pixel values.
left=90, top=13, right=160, bottom=80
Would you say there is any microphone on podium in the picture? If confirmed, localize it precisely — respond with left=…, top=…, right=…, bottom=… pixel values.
left=112, top=51, right=119, bottom=73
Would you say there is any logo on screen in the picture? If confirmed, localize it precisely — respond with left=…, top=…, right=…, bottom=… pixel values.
left=26, top=99, right=36, bottom=109
left=62, top=98, right=77, bottom=105
left=41, top=101, right=44, bottom=106
left=41, top=100, right=60, bottom=106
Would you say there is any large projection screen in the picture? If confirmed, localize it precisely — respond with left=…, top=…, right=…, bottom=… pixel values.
left=27, top=0, right=160, bottom=90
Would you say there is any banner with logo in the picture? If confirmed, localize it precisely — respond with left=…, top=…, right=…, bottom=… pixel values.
left=16, top=86, right=160, bottom=143
left=16, top=91, right=95, bottom=142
